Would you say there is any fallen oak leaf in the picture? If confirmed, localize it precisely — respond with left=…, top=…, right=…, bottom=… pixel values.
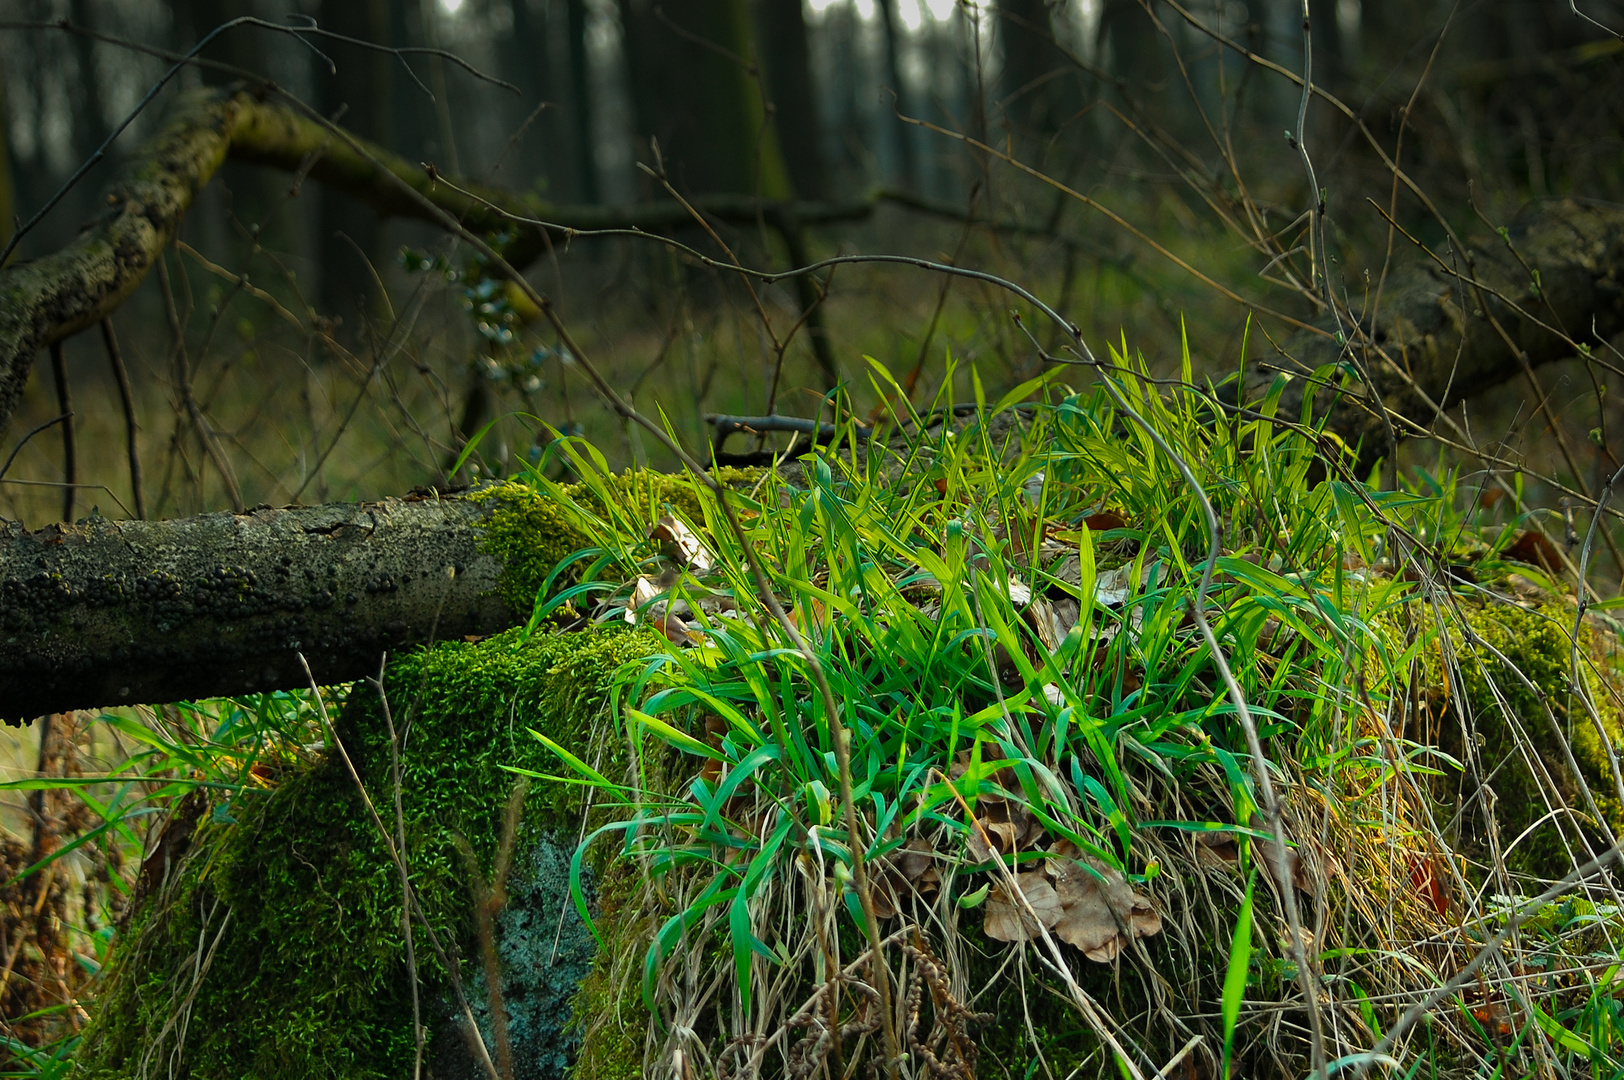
left=1047, top=841, right=1162, bottom=962
left=983, top=870, right=1063, bottom=942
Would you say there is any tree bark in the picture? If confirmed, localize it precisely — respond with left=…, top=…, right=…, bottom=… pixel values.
left=1253, top=198, right=1624, bottom=471
left=618, top=0, right=792, bottom=197
left=0, top=490, right=520, bottom=722
left=997, top=0, right=1080, bottom=138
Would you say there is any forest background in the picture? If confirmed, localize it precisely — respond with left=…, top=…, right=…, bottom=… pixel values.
left=4, top=0, right=1618, bottom=524
left=0, top=0, right=1622, bottom=1071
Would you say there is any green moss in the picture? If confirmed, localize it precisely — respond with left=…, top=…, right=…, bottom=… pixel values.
left=565, top=861, right=652, bottom=1080
left=472, top=469, right=760, bottom=615
left=75, top=625, right=665, bottom=1080
left=1447, top=601, right=1624, bottom=874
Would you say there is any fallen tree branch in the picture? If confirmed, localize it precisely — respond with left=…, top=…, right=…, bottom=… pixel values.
left=0, top=489, right=522, bottom=721
left=0, top=82, right=1146, bottom=442
left=1254, top=198, right=1624, bottom=469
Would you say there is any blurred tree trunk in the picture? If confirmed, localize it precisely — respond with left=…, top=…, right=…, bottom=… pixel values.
left=0, top=56, right=14, bottom=255
left=874, top=0, right=917, bottom=190
left=500, top=0, right=558, bottom=196
left=65, top=0, right=106, bottom=233
left=1097, top=0, right=1166, bottom=117
left=564, top=0, right=600, bottom=203
left=618, top=0, right=790, bottom=197
left=315, top=0, right=393, bottom=332
left=757, top=0, right=826, bottom=199
left=997, top=0, right=1081, bottom=139
left=182, top=0, right=304, bottom=258
left=824, top=2, right=867, bottom=190
left=1306, top=0, right=1342, bottom=84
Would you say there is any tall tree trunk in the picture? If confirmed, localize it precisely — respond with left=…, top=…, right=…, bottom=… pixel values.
left=874, top=0, right=917, bottom=190
left=0, top=54, right=14, bottom=256
left=997, top=0, right=1080, bottom=139
left=499, top=0, right=555, bottom=196
left=1097, top=0, right=1166, bottom=118
left=618, top=0, right=791, bottom=197
left=182, top=0, right=303, bottom=257
left=757, top=0, right=826, bottom=200
left=565, top=0, right=600, bottom=203
left=315, top=0, right=392, bottom=332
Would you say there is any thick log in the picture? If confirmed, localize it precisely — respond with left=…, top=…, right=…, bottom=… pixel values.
left=1256, top=199, right=1624, bottom=467
left=0, top=492, right=520, bottom=721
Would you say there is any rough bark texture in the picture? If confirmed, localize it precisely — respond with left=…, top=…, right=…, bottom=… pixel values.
left=1255, top=198, right=1624, bottom=468
left=0, top=89, right=238, bottom=444
left=0, top=491, right=518, bottom=721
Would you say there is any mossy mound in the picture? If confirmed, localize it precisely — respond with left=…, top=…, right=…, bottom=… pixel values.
left=74, top=625, right=663, bottom=1080
left=475, top=468, right=759, bottom=613
left=1438, top=598, right=1624, bottom=875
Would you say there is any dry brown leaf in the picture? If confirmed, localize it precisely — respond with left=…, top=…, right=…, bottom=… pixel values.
left=649, top=514, right=714, bottom=572
left=963, top=783, right=1045, bottom=863
left=1046, top=841, right=1162, bottom=962
left=1194, top=831, right=1240, bottom=869
left=983, top=871, right=1063, bottom=942
left=869, top=836, right=943, bottom=918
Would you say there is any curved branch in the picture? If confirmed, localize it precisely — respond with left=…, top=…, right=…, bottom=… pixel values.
left=1255, top=198, right=1624, bottom=468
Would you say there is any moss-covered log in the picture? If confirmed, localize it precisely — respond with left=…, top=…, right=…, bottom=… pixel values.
left=0, top=491, right=525, bottom=721
left=1256, top=199, right=1624, bottom=467
left=0, top=83, right=920, bottom=439
left=0, top=470, right=722, bottom=720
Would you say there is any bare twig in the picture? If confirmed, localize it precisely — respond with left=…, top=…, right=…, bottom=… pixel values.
left=366, top=656, right=425, bottom=1080
left=98, top=318, right=146, bottom=520
left=47, top=343, right=74, bottom=523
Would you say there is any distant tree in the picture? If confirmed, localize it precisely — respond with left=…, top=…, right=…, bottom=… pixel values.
left=874, top=0, right=918, bottom=190
left=618, top=0, right=791, bottom=197
left=179, top=0, right=305, bottom=259
left=0, top=56, right=13, bottom=253
left=314, top=0, right=393, bottom=328
left=564, top=0, right=600, bottom=203
left=996, top=0, right=1082, bottom=140
left=758, top=0, right=827, bottom=199
left=1097, top=0, right=1166, bottom=117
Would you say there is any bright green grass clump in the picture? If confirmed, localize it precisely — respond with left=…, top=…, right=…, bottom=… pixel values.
left=60, top=351, right=1624, bottom=1080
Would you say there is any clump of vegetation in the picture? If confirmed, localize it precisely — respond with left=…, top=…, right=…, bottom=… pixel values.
left=22, top=350, right=1624, bottom=1080
left=518, top=352, right=1624, bottom=1079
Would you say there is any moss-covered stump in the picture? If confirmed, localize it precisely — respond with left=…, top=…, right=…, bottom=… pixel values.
left=1433, top=598, right=1624, bottom=876
left=74, top=626, right=662, bottom=1080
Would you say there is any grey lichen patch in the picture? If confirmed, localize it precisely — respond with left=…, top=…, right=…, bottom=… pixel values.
left=432, top=836, right=602, bottom=1080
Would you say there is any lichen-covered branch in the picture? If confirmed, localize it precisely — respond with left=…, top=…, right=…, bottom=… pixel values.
left=0, top=490, right=529, bottom=720
left=1256, top=199, right=1624, bottom=466
left=0, top=83, right=942, bottom=440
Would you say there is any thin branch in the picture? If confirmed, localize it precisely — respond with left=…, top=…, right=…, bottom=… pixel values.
left=98, top=319, right=145, bottom=520
left=48, top=343, right=74, bottom=523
